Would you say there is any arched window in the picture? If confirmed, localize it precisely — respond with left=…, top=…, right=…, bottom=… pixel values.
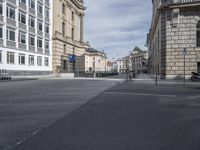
left=197, top=21, right=200, bottom=47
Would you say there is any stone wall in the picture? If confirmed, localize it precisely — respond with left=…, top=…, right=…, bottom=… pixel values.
left=163, top=7, right=200, bottom=79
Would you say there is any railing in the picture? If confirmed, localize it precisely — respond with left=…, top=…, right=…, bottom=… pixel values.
left=171, top=0, right=200, bottom=4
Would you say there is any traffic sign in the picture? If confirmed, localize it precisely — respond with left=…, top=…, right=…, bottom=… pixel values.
left=69, top=54, right=76, bottom=62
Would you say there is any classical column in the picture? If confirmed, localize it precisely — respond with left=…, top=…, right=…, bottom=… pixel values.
left=80, top=14, right=84, bottom=42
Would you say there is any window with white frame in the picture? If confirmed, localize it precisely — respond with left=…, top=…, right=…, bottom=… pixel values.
left=37, top=2, right=43, bottom=14
left=29, top=35, right=35, bottom=46
left=29, top=55, right=34, bottom=65
left=45, top=40, right=49, bottom=49
left=0, top=51, right=2, bottom=63
left=7, top=28, right=15, bottom=41
left=45, top=8, right=49, bottom=18
left=0, top=3, right=3, bottom=15
left=29, top=0, right=35, bottom=10
left=18, top=53, right=25, bottom=65
left=18, top=31, right=26, bottom=44
left=0, top=26, right=2, bottom=38
left=19, top=0, right=26, bottom=5
left=37, top=56, right=42, bottom=66
left=37, top=38, right=42, bottom=48
left=7, top=52, right=15, bottom=64
left=29, top=16, right=35, bottom=28
left=6, top=6, right=15, bottom=20
left=19, top=11, right=26, bottom=24
left=45, top=24, right=49, bottom=33
left=38, top=20, right=43, bottom=31
left=44, top=57, right=49, bottom=66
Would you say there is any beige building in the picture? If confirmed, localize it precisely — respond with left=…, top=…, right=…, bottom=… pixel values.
left=129, top=47, right=148, bottom=73
left=147, top=0, right=200, bottom=79
left=52, top=0, right=88, bottom=73
left=84, top=48, right=107, bottom=73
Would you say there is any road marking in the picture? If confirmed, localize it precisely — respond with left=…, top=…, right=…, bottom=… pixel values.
left=104, top=92, right=176, bottom=98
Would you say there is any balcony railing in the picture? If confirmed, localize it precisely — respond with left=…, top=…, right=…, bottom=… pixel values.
left=171, top=0, right=200, bottom=4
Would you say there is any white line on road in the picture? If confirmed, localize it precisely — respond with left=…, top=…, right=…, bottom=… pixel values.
left=104, top=92, right=176, bottom=98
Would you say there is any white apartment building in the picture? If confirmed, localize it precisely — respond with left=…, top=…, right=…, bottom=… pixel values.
left=0, top=0, right=52, bottom=76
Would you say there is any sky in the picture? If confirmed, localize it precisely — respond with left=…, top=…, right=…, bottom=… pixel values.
left=84, top=0, right=152, bottom=61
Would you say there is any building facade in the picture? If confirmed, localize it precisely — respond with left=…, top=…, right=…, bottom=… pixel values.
left=147, top=0, right=200, bottom=79
left=52, top=0, right=87, bottom=74
left=0, top=0, right=52, bottom=75
left=117, top=57, right=128, bottom=73
left=129, top=47, right=148, bottom=73
left=84, top=48, right=107, bottom=73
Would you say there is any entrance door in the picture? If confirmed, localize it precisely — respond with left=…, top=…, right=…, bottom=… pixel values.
left=197, top=62, right=200, bottom=74
left=63, top=60, right=67, bottom=71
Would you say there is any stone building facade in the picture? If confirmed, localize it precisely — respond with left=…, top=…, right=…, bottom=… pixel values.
left=0, top=0, right=52, bottom=76
left=147, top=0, right=200, bottom=79
left=129, top=47, right=148, bottom=74
left=117, top=57, right=128, bottom=73
left=52, top=0, right=88, bottom=74
left=84, top=48, right=107, bottom=73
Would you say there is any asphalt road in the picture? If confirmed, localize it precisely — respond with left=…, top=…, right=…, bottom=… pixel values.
left=11, top=82, right=200, bottom=150
left=0, top=79, right=117, bottom=150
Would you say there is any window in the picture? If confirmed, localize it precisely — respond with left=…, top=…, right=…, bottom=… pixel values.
left=37, top=56, right=42, bottom=66
left=37, top=38, right=42, bottom=48
left=45, top=40, right=49, bottom=49
left=0, top=51, right=2, bottom=63
left=38, top=20, right=43, bottom=31
left=0, top=26, right=2, bottom=38
left=7, top=6, right=15, bottom=20
left=62, top=22, right=65, bottom=36
left=7, top=28, right=15, bottom=41
left=72, top=11, right=74, bottom=21
left=44, top=57, right=49, bottom=66
left=7, top=52, right=15, bottom=64
left=197, top=21, right=200, bottom=47
left=45, top=24, right=49, bottom=33
left=19, top=54, right=25, bottom=65
left=29, top=0, right=35, bottom=9
left=19, top=11, right=26, bottom=24
left=71, top=28, right=74, bottom=41
left=45, top=8, right=49, bottom=18
left=18, top=31, right=26, bottom=44
left=19, top=0, right=26, bottom=4
left=37, top=2, right=43, bottom=14
left=29, top=16, right=35, bottom=28
left=29, top=35, right=35, bottom=46
left=0, top=3, right=3, bottom=15
left=62, top=4, right=65, bottom=14
left=64, top=44, right=66, bottom=54
left=29, top=55, right=34, bottom=65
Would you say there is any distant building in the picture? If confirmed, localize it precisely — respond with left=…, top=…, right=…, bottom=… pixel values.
left=107, top=61, right=113, bottom=72
left=84, top=48, right=107, bottom=73
left=129, top=47, right=148, bottom=73
left=147, top=0, right=200, bottom=79
left=117, top=57, right=129, bottom=73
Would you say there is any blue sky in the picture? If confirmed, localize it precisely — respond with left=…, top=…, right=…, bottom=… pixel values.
left=84, top=0, right=152, bottom=61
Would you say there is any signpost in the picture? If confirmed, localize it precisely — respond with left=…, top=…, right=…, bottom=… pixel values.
left=69, top=54, right=76, bottom=73
left=182, top=48, right=188, bottom=85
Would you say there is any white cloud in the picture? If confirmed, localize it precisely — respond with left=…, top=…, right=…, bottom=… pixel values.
left=84, top=0, right=152, bottom=60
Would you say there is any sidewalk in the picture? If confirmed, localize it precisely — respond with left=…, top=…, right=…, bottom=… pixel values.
left=132, top=74, right=200, bottom=87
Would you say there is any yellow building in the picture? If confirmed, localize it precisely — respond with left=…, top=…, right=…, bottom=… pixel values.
left=52, top=0, right=88, bottom=74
